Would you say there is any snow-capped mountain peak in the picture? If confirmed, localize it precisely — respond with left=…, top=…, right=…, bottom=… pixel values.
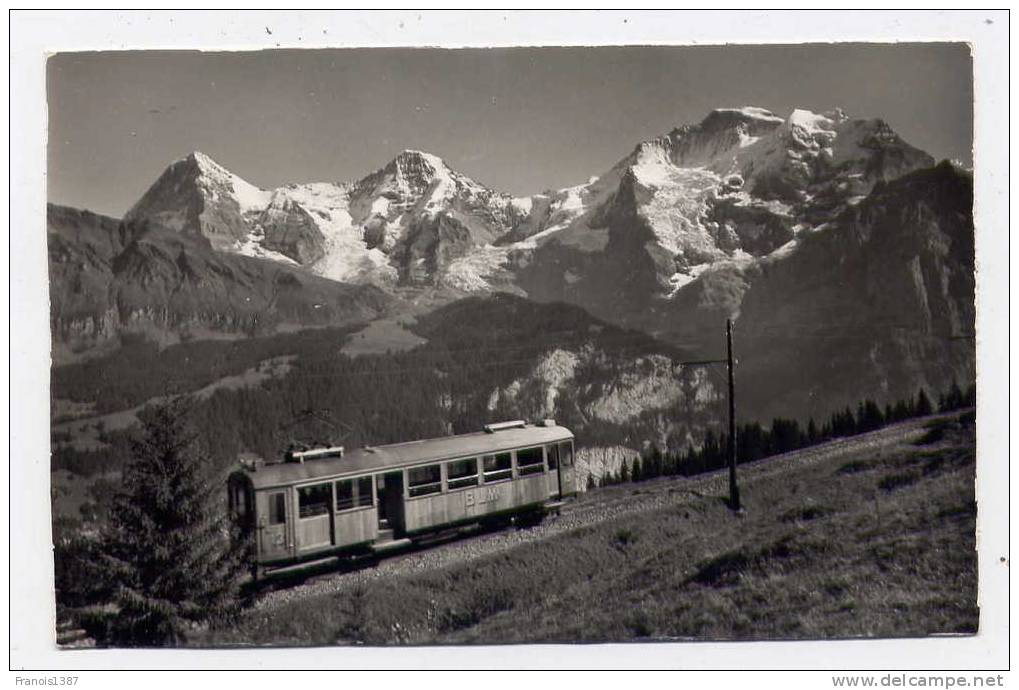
left=365, top=149, right=463, bottom=209
left=391, top=148, right=446, bottom=173
left=357, top=149, right=498, bottom=212
left=713, top=106, right=785, bottom=123
left=186, top=151, right=272, bottom=214
left=511, top=105, right=937, bottom=316
left=377, top=149, right=447, bottom=193
left=123, top=106, right=937, bottom=299
left=124, top=150, right=270, bottom=250
left=186, top=149, right=220, bottom=169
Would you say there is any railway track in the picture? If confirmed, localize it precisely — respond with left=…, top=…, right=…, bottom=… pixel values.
left=251, top=415, right=938, bottom=611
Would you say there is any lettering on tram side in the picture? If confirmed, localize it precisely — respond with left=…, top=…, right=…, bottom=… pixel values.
left=465, top=486, right=501, bottom=507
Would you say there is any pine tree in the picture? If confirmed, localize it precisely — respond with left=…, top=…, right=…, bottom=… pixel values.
left=702, top=430, right=720, bottom=471
left=646, top=443, right=663, bottom=479
left=631, top=457, right=643, bottom=482
left=844, top=406, right=858, bottom=435
left=941, top=380, right=965, bottom=411
left=681, top=443, right=698, bottom=477
left=893, top=398, right=911, bottom=421
left=662, top=450, right=677, bottom=477
left=619, top=459, right=630, bottom=483
left=859, top=400, right=885, bottom=432
left=100, top=397, right=248, bottom=646
left=771, top=418, right=803, bottom=453
left=915, top=388, right=933, bottom=416
left=738, top=421, right=765, bottom=462
left=806, top=418, right=819, bottom=445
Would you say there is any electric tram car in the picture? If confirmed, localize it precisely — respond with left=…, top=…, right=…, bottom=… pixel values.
left=228, top=420, right=576, bottom=575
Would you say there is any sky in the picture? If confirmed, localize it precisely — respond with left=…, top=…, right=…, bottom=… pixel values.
left=47, top=44, right=973, bottom=218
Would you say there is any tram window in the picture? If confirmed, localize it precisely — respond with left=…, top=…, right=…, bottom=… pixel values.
left=298, top=483, right=331, bottom=518
left=446, top=458, right=479, bottom=490
left=357, top=476, right=373, bottom=507
left=335, top=479, right=355, bottom=511
left=268, top=492, right=286, bottom=525
left=230, top=484, right=246, bottom=518
left=558, top=441, right=574, bottom=467
left=336, top=477, right=374, bottom=511
left=516, top=447, right=545, bottom=476
left=546, top=444, right=560, bottom=471
left=408, top=465, right=442, bottom=497
left=482, top=452, right=512, bottom=482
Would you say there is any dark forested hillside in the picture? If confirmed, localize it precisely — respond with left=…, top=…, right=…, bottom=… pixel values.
left=51, top=295, right=730, bottom=488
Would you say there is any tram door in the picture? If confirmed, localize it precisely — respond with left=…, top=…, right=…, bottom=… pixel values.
left=258, top=490, right=291, bottom=561
left=376, top=471, right=405, bottom=531
left=546, top=443, right=562, bottom=497
left=558, top=441, right=576, bottom=495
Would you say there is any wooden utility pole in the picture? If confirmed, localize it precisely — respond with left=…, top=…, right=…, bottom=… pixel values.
left=726, top=318, right=741, bottom=511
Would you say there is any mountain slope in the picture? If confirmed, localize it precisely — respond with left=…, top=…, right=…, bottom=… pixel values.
left=48, top=205, right=126, bottom=350
left=513, top=107, right=937, bottom=351
left=736, top=162, right=975, bottom=421
left=407, top=294, right=726, bottom=449
left=206, top=412, right=976, bottom=645
left=48, top=205, right=396, bottom=360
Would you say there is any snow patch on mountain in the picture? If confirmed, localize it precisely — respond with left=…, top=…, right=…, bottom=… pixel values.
left=266, top=183, right=403, bottom=284
left=668, top=262, right=713, bottom=295
left=714, top=106, right=786, bottom=125
left=787, top=108, right=838, bottom=140
left=441, top=245, right=511, bottom=291
left=234, top=230, right=300, bottom=266
left=634, top=162, right=723, bottom=259
left=525, top=178, right=617, bottom=254
left=510, top=197, right=533, bottom=215
left=190, top=151, right=272, bottom=214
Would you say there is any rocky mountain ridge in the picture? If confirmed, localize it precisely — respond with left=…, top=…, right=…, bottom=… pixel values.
left=121, top=107, right=933, bottom=302
left=48, top=204, right=396, bottom=361
left=50, top=106, right=973, bottom=426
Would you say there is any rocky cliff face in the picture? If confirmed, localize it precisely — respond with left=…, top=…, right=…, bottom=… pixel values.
left=735, top=162, right=975, bottom=422
left=48, top=205, right=395, bottom=361
left=48, top=206, right=125, bottom=354
left=255, top=196, right=327, bottom=265
left=124, top=152, right=268, bottom=252
left=514, top=107, right=938, bottom=355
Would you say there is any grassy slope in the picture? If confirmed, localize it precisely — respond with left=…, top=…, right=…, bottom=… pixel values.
left=209, top=412, right=976, bottom=646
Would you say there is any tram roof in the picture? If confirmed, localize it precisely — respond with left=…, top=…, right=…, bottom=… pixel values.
left=240, top=424, right=575, bottom=490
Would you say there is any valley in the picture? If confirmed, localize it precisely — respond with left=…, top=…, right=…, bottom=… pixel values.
left=47, top=105, right=976, bottom=567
